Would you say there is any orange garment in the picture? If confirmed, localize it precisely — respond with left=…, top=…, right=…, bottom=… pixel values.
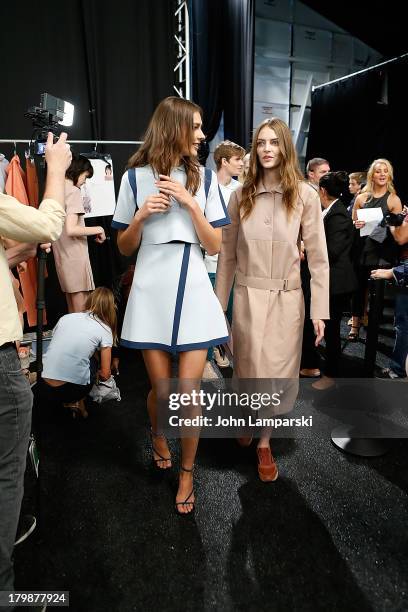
left=25, top=156, right=39, bottom=207
left=5, top=155, right=45, bottom=326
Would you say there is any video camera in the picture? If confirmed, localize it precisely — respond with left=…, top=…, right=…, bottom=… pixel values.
left=25, top=93, right=74, bottom=156
left=380, top=211, right=407, bottom=228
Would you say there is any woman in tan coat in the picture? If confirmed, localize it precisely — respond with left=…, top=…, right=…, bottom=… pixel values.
left=215, top=118, right=329, bottom=481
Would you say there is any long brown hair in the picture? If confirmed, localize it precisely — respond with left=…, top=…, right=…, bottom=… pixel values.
left=240, top=118, right=303, bottom=220
left=127, top=96, right=202, bottom=195
left=85, top=287, right=117, bottom=344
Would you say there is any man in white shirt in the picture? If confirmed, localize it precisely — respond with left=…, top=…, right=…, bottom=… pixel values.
left=0, top=132, right=71, bottom=596
left=205, top=140, right=245, bottom=367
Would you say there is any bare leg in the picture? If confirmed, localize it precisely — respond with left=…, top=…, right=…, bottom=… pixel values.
left=176, top=349, right=207, bottom=513
left=142, top=350, right=172, bottom=468
left=66, top=291, right=91, bottom=313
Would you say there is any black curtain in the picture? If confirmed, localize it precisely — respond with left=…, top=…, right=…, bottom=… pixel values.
left=306, top=56, right=408, bottom=202
left=1, top=0, right=174, bottom=326
left=222, top=0, right=255, bottom=150
left=191, top=0, right=255, bottom=156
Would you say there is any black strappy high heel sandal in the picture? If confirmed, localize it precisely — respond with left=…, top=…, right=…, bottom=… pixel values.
left=150, top=428, right=172, bottom=469
left=175, top=465, right=195, bottom=515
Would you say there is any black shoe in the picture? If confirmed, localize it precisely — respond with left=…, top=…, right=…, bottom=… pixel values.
left=15, top=514, right=36, bottom=546
left=376, top=368, right=399, bottom=380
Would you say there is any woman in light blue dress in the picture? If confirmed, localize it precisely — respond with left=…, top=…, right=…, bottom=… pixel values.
left=112, top=97, right=230, bottom=514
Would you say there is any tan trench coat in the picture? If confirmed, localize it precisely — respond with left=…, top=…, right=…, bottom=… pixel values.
left=215, top=182, right=329, bottom=379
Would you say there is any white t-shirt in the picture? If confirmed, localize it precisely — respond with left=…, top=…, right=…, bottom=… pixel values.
left=205, top=178, right=241, bottom=274
left=42, top=312, right=113, bottom=385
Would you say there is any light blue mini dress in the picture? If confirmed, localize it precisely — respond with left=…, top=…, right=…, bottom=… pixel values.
left=112, top=165, right=230, bottom=353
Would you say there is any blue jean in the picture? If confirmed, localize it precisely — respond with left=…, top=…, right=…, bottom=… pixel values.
left=389, top=290, right=408, bottom=377
left=0, top=345, right=32, bottom=592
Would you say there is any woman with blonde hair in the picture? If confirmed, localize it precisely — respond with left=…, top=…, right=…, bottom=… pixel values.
left=112, top=97, right=229, bottom=514
left=35, top=287, right=117, bottom=417
left=215, top=117, right=329, bottom=481
left=349, top=158, right=402, bottom=340
left=238, top=152, right=250, bottom=184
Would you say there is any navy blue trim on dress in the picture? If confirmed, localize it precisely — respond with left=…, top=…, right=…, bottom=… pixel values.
left=111, top=220, right=129, bottom=230
left=210, top=218, right=231, bottom=228
left=217, top=185, right=229, bottom=219
left=120, top=336, right=230, bottom=354
left=171, top=243, right=191, bottom=349
left=127, top=168, right=138, bottom=209
left=204, top=167, right=212, bottom=199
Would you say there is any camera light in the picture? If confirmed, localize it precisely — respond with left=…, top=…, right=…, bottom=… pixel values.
left=59, top=102, right=74, bottom=127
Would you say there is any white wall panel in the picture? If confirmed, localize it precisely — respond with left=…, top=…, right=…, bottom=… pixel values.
left=253, top=101, right=290, bottom=127
left=256, top=18, right=292, bottom=58
left=293, top=25, right=332, bottom=62
left=256, top=0, right=293, bottom=22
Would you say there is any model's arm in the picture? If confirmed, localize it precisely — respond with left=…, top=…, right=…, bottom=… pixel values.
left=155, top=174, right=221, bottom=254
left=116, top=192, right=171, bottom=256
left=215, top=191, right=240, bottom=311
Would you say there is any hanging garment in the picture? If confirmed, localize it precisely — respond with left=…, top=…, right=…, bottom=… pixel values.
left=5, top=155, right=44, bottom=326
left=25, top=154, right=39, bottom=207
left=0, top=154, right=9, bottom=193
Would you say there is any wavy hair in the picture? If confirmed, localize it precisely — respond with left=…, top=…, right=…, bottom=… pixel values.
left=127, top=96, right=202, bottom=195
left=362, top=158, right=396, bottom=200
left=239, top=118, right=303, bottom=220
left=85, top=287, right=117, bottom=344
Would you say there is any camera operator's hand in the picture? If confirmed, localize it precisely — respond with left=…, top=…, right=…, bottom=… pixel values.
left=94, top=227, right=106, bottom=244
left=40, top=242, right=52, bottom=254
left=44, top=132, right=72, bottom=174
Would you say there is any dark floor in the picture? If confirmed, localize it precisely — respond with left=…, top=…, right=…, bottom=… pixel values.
left=15, top=324, right=408, bottom=612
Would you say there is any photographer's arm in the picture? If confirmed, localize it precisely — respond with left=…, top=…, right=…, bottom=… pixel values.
left=5, top=241, right=36, bottom=268
left=0, top=132, right=71, bottom=243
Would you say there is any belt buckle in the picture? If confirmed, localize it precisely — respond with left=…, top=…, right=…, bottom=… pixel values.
left=283, top=279, right=288, bottom=291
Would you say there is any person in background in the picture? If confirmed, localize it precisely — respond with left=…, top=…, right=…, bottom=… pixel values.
left=349, top=158, right=402, bottom=340
left=371, top=206, right=408, bottom=378
left=312, top=172, right=356, bottom=390
left=238, top=152, right=250, bottom=184
left=52, top=155, right=106, bottom=314
left=215, top=117, right=329, bottom=482
left=347, top=171, right=367, bottom=216
left=35, top=287, right=116, bottom=417
left=300, top=157, right=330, bottom=377
left=205, top=140, right=244, bottom=369
left=306, top=157, right=330, bottom=191
left=0, top=132, right=71, bottom=599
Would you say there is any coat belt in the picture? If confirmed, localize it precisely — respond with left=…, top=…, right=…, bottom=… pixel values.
left=236, top=271, right=301, bottom=291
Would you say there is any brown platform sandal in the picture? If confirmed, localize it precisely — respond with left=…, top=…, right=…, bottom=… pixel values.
left=257, top=447, right=279, bottom=482
left=347, top=324, right=360, bottom=341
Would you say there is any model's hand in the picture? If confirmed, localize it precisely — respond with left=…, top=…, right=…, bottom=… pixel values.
left=44, top=132, right=72, bottom=173
left=313, top=319, right=325, bottom=346
left=155, top=174, right=196, bottom=211
left=95, top=227, right=106, bottom=243
left=138, top=193, right=171, bottom=221
left=371, top=268, right=393, bottom=280
left=354, top=219, right=365, bottom=229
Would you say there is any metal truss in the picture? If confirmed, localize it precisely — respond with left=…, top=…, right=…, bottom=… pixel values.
left=173, top=0, right=190, bottom=99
